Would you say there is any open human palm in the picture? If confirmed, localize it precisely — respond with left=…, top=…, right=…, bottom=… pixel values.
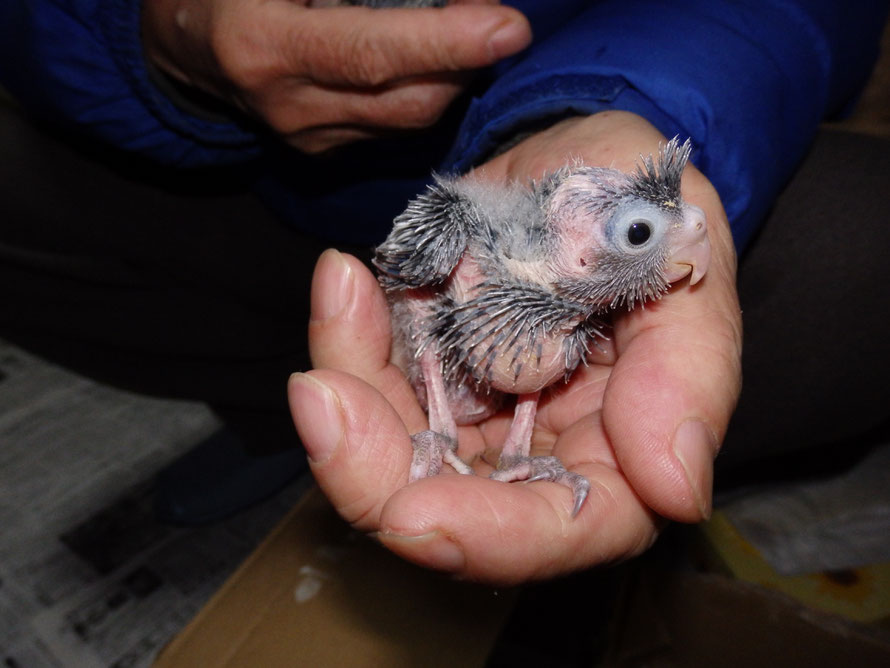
left=289, top=111, right=741, bottom=583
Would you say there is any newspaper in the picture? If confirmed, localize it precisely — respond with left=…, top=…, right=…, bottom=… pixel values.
left=723, top=442, right=890, bottom=576
left=0, top=339, right=308, bottom=667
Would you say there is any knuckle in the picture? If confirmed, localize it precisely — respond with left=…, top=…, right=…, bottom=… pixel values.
left=209, top=19, right=270, bottom=90
left=238, top=77, right=305, bottom=133
left=330, top=28, right=397, bottom=87
left=399, top=86, right=454, bottom=127
left=374, top=84, right=455, bottom=129
left=258, top=99, right=302, bottom=134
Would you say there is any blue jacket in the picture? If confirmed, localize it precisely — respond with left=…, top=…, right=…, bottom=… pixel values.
left=1, top=0, right=886, bottom=248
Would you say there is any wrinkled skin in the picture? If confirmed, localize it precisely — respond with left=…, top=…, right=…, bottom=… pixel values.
left=290, top=111, right=742, bottom=584
left=142, top=0, right=530, bottom=153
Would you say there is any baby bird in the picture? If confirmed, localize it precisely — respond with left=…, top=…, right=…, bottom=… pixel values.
left=373, top=138, right=710, bottom=516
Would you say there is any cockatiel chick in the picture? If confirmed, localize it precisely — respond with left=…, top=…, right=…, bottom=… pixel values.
left=373, top=138, right=710, bottom=516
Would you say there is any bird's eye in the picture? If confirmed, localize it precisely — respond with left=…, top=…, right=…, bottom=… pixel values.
left=627, top=220, right=652, bottom=246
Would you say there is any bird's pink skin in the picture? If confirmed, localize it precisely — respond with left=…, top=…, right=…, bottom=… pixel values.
left=404, top=177, right=712, bottom=399
left=385, top=143, right=712, bottom=518
left=448, top=255, right=583, bottom=395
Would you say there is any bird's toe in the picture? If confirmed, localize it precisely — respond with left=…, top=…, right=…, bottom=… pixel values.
left=491, top=454, right=589, bottom=516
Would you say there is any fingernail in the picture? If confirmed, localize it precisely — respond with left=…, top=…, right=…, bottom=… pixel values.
left=380, top=531, right=466, bottom=573
left=311, top=248, right=354, bottom=323
left=672, top=420, right=717, bottom=520
left=487, top=18, right=532, bottom=61
left=289, top=373, right=344, bottom=464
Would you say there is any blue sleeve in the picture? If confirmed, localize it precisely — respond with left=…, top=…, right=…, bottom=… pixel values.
left=445, top=0, right=889, bottom=249
left=0, top=0, right=262, bottom=166
left=1, top=0, right=885, bottom=248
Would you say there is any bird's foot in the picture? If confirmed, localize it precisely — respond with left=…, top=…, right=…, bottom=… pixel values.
left=409, top=430, right=474, bottom=482
left=490, top=454, right=589, bottom=517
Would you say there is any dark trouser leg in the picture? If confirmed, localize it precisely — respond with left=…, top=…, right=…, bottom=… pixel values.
left=720, top=128, right=890, bottom=481
left=0, top=103, right=368, bottom=453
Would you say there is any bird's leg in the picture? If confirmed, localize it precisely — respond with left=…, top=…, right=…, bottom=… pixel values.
left=409, top=348, right=475, bottom=482
left=490, top=391, right=590, bottom=516
left=495, top=391, right=541, bottom=461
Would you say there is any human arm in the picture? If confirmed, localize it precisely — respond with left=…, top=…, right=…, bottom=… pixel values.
left=289, top=111, right=741, bottom=582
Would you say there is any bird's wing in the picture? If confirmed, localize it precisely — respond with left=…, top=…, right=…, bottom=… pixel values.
left=373, top=175, right=475, bottom=288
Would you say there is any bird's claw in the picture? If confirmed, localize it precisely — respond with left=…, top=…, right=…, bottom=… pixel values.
left=409, top=430, right=474, bottom=482
left=491, top=455, right=590, bottom=517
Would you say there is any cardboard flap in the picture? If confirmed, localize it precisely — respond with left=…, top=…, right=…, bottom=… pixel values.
left=155, top=487, right=517, bottom=667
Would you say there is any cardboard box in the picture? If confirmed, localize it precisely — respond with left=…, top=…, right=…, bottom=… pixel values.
left=605, top=566, right=890, bottom=668
left=156, top=491, right=890, bottom=667
left=602, top=510, right=890, bottom=667
left=154, top=487, right=517, bottom=667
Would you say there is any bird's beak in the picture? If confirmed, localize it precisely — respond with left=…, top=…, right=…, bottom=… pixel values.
left=666, top=236, right=710, bottom=285
left=665, top=204, right=710, bottom=285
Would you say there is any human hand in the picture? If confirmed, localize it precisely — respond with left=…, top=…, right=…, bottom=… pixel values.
left=288, top=111, right=741, bottom=583
left=142, top=0, right=531, bottom=153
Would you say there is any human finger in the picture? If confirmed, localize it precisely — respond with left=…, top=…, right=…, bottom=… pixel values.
left=289, top=5, right=532, bottom=86
left=288, top=366, right=659, bottom=582
left=605, top=175, right=741, bottom=523
left=288, top=369, right=413, bottom=531
left=308, top=249, right=428, bottom=433
left=267, top=75, right=466, bottom=149
left=376, top=443, right=659, bottom=583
